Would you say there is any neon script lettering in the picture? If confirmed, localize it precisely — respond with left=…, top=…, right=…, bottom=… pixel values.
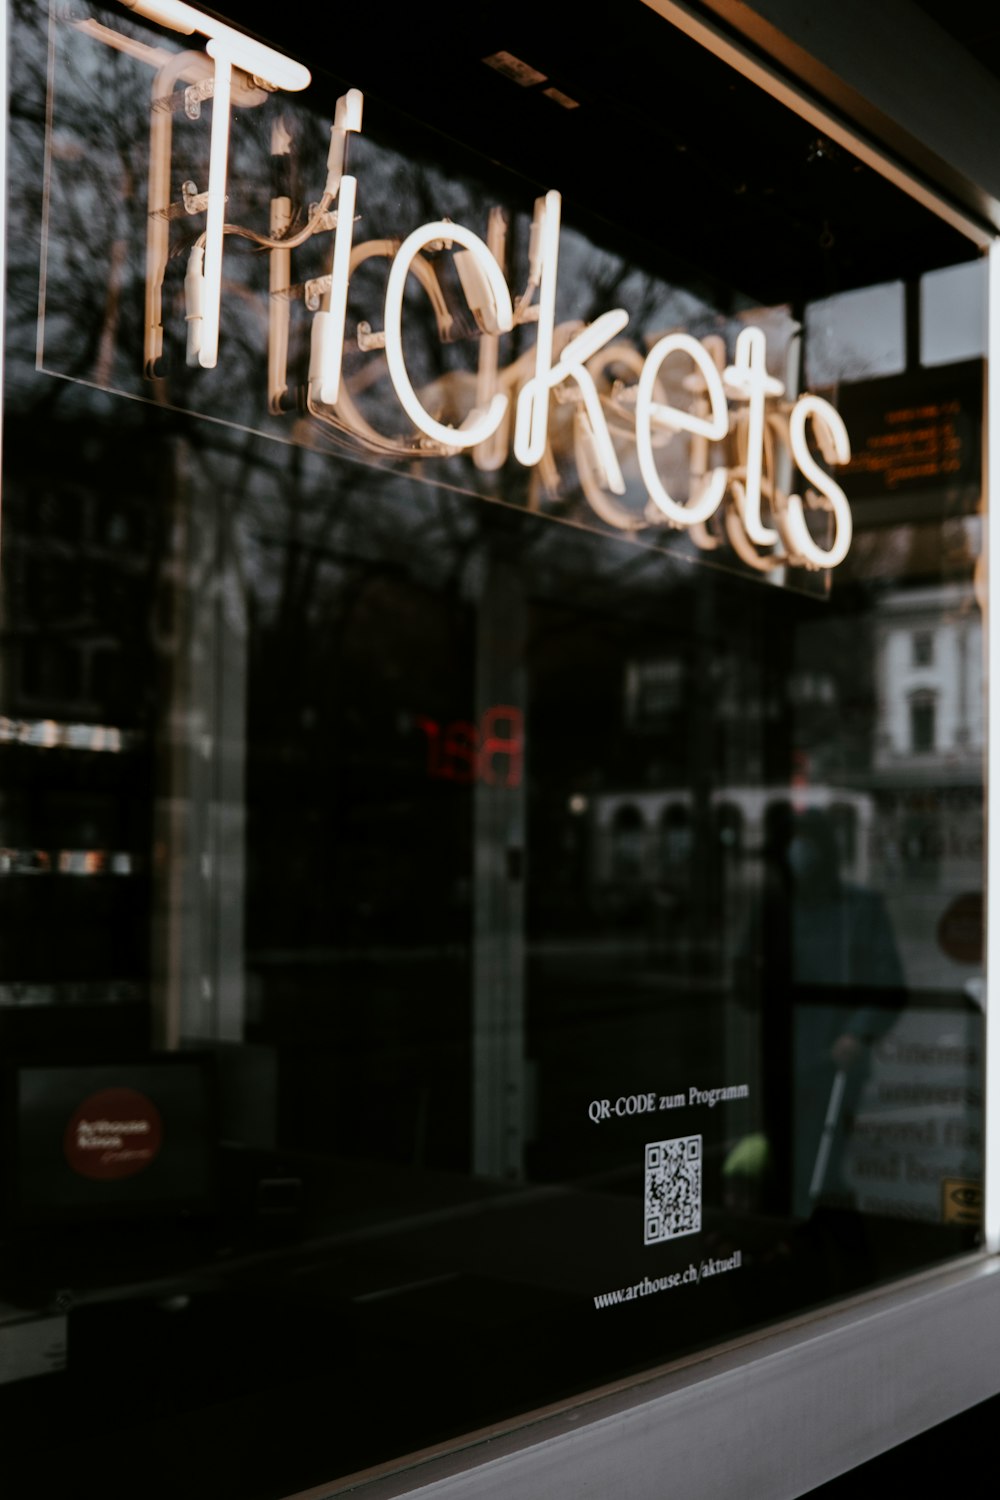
left=115, top=7, right=854, bottom=572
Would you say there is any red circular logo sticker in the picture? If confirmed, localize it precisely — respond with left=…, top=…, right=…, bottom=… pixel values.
left=936, top=891, right=983, bottom=966
left=64, top=1088, right=163, bottom=1181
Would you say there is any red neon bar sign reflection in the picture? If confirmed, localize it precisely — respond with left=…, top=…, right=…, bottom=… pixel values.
left=414, top=706, right=523, bottom=787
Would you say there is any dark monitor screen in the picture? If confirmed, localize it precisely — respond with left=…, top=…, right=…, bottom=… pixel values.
left=7, top=1058, right=216, bottom=1225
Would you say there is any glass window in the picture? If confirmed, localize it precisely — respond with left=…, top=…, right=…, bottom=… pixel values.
left=804, top=281, right=906, bottom=386
left=921, top=260, right=987, bottom=367
left=913, top=629, right=935, bottom=665
left=0, top=4, right=988, bottom=1497
left=910, top=690, right=938, bottom=752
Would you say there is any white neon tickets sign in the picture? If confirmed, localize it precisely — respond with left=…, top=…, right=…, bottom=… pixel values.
left=111, top=5, right=854, bottom=573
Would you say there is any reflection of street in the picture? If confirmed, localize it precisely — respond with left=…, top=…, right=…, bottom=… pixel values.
left=585, top=783, right=874, bottom=986
left=584, top=782, right=983, bottom=1000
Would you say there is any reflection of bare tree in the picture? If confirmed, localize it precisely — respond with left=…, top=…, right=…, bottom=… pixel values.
left=5, top=1, right=810, bottom=755
left=5, top=1, right=821, bottom=762
left=25, top=4, right=788, bottom=578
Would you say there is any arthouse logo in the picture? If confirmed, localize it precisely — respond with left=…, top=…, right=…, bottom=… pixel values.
left=64, top=1087, right=163, bottom=1180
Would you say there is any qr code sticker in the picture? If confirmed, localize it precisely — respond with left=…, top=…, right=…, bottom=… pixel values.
left=644, top=1135, right=702, bottom=1244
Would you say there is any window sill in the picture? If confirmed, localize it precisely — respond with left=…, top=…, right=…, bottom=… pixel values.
left=306, top=1252, right=1000, bottom=1500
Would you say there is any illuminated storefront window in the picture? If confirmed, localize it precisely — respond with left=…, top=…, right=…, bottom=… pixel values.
left=0, top=3, right=992, bottom=1497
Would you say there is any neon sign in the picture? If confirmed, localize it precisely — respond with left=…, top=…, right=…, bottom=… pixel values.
left=414, top=708, right=524, bottom=788
left=108, top=4, right=853, bottom=573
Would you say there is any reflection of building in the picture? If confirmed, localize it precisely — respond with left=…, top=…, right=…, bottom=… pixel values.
left=867, top=582, right=984, bottom=917
left=601, top=569, right=984, bottom=994
left=874, top=583, right=983, bottom=767
left=594, top=784, right=872, bottom=887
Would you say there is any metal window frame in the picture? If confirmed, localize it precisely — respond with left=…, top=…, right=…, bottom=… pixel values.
left=299, top=1255, right=1000, bottom=1500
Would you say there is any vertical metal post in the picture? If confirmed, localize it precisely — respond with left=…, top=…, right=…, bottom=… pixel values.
left=984, top=241, right=1000, bottom=1251
left=472, top=557, right=527, bottom=1179
left=0, top=0, right=8, bottom=559
left=150, top=443, right=246, bottom=1049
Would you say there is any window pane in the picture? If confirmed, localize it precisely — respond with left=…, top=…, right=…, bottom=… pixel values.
left=921, top=260, right=987, bottom=367
left=0, top=4, right=986, bottom=1496
left=805, top=282, right=906, bottom=385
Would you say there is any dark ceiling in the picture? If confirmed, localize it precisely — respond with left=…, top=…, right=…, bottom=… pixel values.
left=914, top=0, right=1000, bottom=77
left=199, top=1, right=976, bottom=308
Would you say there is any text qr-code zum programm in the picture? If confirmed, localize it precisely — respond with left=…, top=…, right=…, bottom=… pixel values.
left=645, top=1135, right=702, bottom=1244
